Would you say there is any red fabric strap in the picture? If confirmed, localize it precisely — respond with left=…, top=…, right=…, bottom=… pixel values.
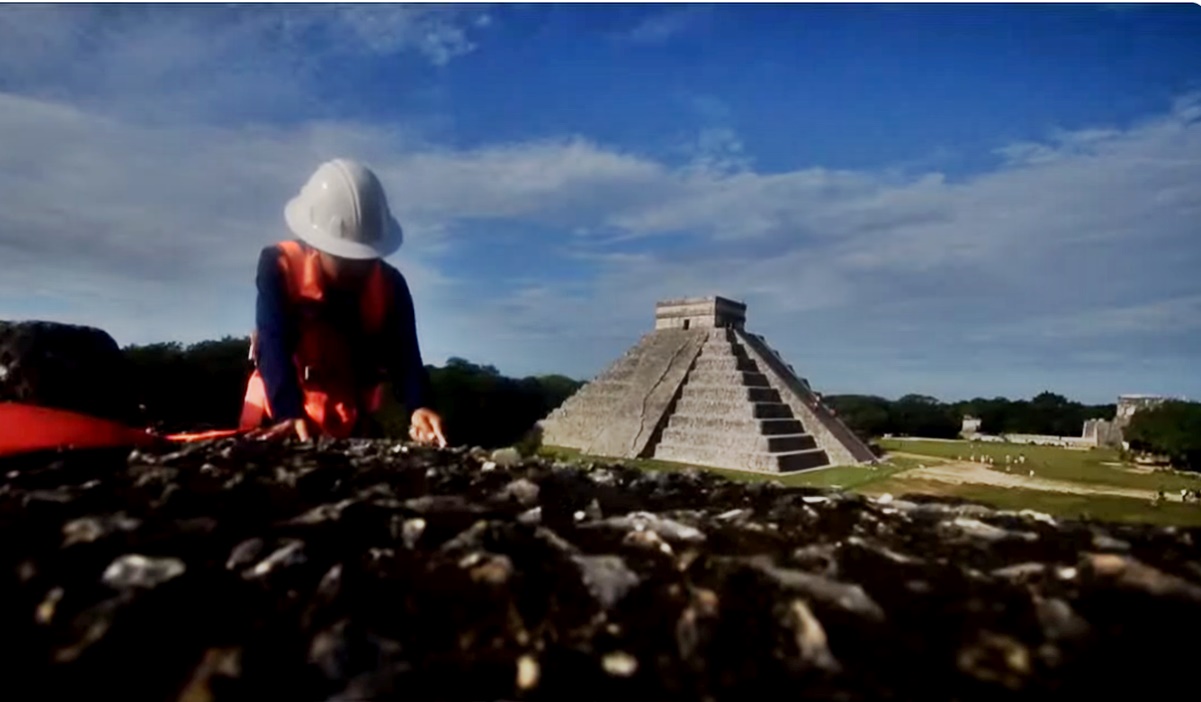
left=0, top=402, right=161, bottom=458
left=0, top=402, right=255, bottom=458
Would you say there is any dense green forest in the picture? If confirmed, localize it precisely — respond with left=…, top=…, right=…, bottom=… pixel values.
left=119, top=336, right=1197, bottom=470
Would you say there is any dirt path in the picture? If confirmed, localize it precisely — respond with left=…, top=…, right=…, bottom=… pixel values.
left=886, top=452, right=1160, bottom=501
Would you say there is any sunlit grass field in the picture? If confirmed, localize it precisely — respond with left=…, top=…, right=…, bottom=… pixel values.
left=880, top=438, right=1201, bottom=493
left=539, top=442, right=1201, bottom=527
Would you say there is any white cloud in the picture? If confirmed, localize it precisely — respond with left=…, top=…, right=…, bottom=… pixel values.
left=0, top=5, right=492, bottom=122
left=383, top=138, right=669, bottom=223
left=332, top=4, right=488, bottom=65
left=0, top=0, right=1197, bottom=404
left=393, top=94, right=1201, bottom=401
left=619, top=7, right=710, bottom=45
left=3, top=89, right=1198, bottom=367
left=971, top=295, right=1201, bottom=342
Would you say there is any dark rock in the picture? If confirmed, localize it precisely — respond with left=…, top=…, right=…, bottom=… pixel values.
left=750, top=557, right=886, bottom=623
left=244, top=541, right=307, bottom=580
left=62, top=513, right=141, bottom=547
left=3, top=438, right=1201, bottom=701
left=587, top=511, right=706, bottom=544
left=495, top=478, right=540, bottom=507
left=226, top=538, right=268, bottom=572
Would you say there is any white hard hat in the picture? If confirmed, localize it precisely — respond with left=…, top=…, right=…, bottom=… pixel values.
left=284, top=158, right=403, bottom=260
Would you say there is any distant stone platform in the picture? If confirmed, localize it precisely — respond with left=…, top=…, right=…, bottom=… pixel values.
left=539, top=297, right=876, bottom=473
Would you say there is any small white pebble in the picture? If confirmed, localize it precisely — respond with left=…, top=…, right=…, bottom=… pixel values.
left=877, top=493, right=894, bottom=505
left=35, top=587, right=64, bottom=625
left=103, top=554, right=186, bottom=589
left=402, top=518, right=426, bottom=549
left=481, top=461, right=497, bottom=472
left=573, top=510, right=586, bottom=522
left=602, top=651, right=638, bottom=677
left=516, top=654, right=540, bottom=690
left=1056, top=566, right=1078, bottom=580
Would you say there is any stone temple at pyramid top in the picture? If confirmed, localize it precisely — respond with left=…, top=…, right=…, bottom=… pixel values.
left=654, top=296, right=746, bottom=331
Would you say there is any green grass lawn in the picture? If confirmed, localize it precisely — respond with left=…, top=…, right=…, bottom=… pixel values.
left=540, top=446, right=914, bottom=490
left=857, top=477, right=1201, bottom=528
left=538, top=444, right=1201, bottom=528
left=880, top=438, right=1201, bottom=494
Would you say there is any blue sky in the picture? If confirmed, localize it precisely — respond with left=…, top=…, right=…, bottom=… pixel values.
left=0, top=3, right=1198, bottom=406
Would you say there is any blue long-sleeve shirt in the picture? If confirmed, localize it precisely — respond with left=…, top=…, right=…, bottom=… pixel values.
left=254, top=243, right=433, bottom=423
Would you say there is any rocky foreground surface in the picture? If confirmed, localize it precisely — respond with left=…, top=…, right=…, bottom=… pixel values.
left=2, top=439, right=1200, bottom=702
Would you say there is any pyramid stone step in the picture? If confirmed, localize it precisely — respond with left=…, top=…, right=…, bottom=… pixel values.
left=670, top=396, right=753, bottom=418
left=752, top=402, right=795, bottom=419
left=747, top=448, right=832, bottom=473
left=685, top=369, right=770, bottom=388
left=678, top=384, right=782, bottom=404
left=672, top=397, right=795, bottom=420
left=666, top=415, right=804, bottom=436
left=551, top=405, right=617, bottom=423
left=699, top=341, right=742, bottom=354
left=596, top=367, right=636, bottom=383
left=572, top=389, right=627, bottom=406
left=652, top=443, right=830, bottom=473
left=691, top=355, right=758, bottom=373
left=698, top=344, right=741, bottom=359
left=556, top=393, right=618, bottom=414
left=566, top=384, right=629, bottom=404
left=659, top=426, right=818, bottom=453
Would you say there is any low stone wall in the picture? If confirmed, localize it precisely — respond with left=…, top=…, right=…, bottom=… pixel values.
left=998, top=434, right=1098, bottom=448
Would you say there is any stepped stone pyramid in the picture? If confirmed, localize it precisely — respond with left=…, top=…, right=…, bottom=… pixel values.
left=539, top=296, right=877, bottom=473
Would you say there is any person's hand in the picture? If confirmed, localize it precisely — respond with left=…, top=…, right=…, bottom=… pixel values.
left=249, top=417, right=311, bottom=442
left=409, top=408, right=447, bottom=448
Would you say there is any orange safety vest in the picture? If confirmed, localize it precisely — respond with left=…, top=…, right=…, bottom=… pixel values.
left=239, top=240, right=392, bottom=439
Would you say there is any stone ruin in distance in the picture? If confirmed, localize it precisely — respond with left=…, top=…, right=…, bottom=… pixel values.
left=539, top=296, right=877, bottom=473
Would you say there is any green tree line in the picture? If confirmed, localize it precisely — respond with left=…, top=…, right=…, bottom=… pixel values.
left=822, top=392, right=1116, bottom=440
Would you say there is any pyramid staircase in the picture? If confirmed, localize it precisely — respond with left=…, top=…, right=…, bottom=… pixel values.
left=648, top=328, right=831, bottom=472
